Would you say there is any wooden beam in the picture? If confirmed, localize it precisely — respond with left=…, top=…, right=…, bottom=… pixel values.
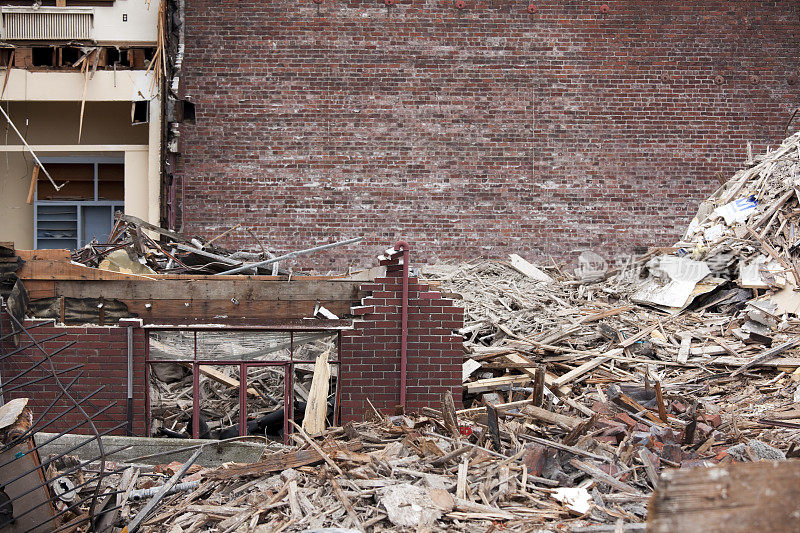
left=648, top=460, right=800, bottom=533
left=26, top=165, right=39, bottom=205
left=15, top=250, right=371, bottom=282
left=464, top=374, right=531, bottom=393
left=51, top=279, right=364, bottom=302
left=302, top=348, right=331, bottom=436
left=206, top=440, right=363, bottom=481
left=521, top=404, right=582, bottom=430
left=124, top=299, right=355, bottom=323
left=182, top=363, right=260, bottom=398
left=550, top=349, right=622, bottom=388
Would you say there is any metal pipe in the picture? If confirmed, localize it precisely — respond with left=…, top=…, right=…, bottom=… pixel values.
left=171, top=242, right=245, bottom=266
left=394, top=241, right=410, bottom=411
left=127, top=325, right=134, bottom=436
left=0, top=103, right=64, bottom=191
left=238, top=362, right=246, bottom=437
left=129, top=481, right=199, bottom=502
left=215, top=237, right=363, bottom=275
left=192, top=361, right=200, bottom=439
left=125, top=448, right=204, bottom=533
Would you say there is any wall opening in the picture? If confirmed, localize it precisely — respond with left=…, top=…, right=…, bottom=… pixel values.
left=131, top=100, right=148, bottom=125
left=146, top=327, right=340, bottom=444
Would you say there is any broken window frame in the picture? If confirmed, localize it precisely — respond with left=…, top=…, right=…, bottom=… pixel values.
left=144, top=324, right=343, bottom=445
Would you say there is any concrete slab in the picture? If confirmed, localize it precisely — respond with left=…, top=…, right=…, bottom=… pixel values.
left=35, top=433, right=283, bottom=466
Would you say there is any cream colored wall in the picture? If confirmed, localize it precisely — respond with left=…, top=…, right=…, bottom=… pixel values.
left=124, top=148, right=149, bottom=222
left=0, top=100, right=161, bottom=249
left=0, top=70, right=157, bottom=102
left=0, top=2, right=158, bottom=45
left=2, top=101, right=148, bottom=145
left=147, top=98, right=160, bottom=228
left=92, top=0, right=159, bottom=44
left=0, top=150, right=35, bottom=247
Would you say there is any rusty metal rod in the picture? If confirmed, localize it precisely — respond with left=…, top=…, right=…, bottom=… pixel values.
left=4, top=311, right=111, bottom=523
left=215, top=237, right=363, bottom=275
left=0, top=319, right=55, bottom=342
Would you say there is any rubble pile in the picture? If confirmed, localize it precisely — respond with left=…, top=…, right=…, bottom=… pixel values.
left=70, top=214, right=361, bottom=275
left=69, top=215, right=276, bottom=275
left=13, top=134, right=800, bottom=531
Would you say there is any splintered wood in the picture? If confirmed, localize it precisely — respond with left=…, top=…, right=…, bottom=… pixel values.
left=42, top=133, right=800, bottom=531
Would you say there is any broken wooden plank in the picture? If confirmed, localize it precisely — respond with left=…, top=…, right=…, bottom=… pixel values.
left=521, top=404, right=581, bottom=430
left=550, top=349, right=622, bottom=388
left=207, top=441, right=363, bottom=481
left=302, top=348, right=331, bottom=436
left=26, top=165, right=39, bottom=205
left=463, top=374, right=531, bottom=393
left=507, top=254, right=553, bottom=283
left=648, top=461, right=800, bottom=533
left=730, top=337, right=800, bottom=376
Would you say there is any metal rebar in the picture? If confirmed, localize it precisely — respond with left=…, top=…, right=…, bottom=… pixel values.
left=0, top=103, right=64, bottom=190
left=214, top=236, right=363, bottom=275
left=3, top=311, right=111, bottom=524
left=0, top=319, right=55, bottom=342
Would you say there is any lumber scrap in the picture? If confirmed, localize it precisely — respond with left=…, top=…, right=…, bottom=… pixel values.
left=302, top=348, right=331, bottom=435
left=648, top=461, right=800, bottom=533
left=207, top=441, right=364, bottom=481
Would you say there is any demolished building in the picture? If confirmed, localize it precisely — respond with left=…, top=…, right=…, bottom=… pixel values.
left=0, top=0, right=162, bottom=251
left=1, top=237, right=464, bottom=439
left=4, top=133, right=800, bottom=530
left=3, top=1, right=800, bottom=532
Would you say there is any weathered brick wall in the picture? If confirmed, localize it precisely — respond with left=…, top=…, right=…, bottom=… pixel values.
left=177, top=1, right=800, bottom=268
left=0, top=320, right=148, bottom=436
left=339, top=248, right=464, bottom=421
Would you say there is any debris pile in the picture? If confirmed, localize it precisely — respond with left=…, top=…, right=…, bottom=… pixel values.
left=11, top=134, right=800, bottom=531
left=70, top=214, right=362, bottom=275
left=38, top=407, right=657, bottom=532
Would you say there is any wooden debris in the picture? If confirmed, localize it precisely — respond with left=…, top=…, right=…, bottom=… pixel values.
left=648, top=461, right=800, bottom=533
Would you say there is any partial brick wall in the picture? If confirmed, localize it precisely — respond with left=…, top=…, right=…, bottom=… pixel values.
left=339, top=248, right=464, bottom=421
left=177, top=1, right=800, bottom=269
left=1, top=254, right=465, bottom=432
left=0, top=319, right=148, bottom=436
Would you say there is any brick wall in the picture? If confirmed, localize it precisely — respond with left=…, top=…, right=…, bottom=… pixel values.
left=0, top=320, right=148, bottom=436
left=339, top=247, right=464, bottom=421
left=176, top=1, right=800, bottom=269
left=1, top=256, right=465, bottom=432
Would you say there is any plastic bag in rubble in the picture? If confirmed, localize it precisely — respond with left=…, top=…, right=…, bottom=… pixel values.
left=712, top=196, right=757, bottom=225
